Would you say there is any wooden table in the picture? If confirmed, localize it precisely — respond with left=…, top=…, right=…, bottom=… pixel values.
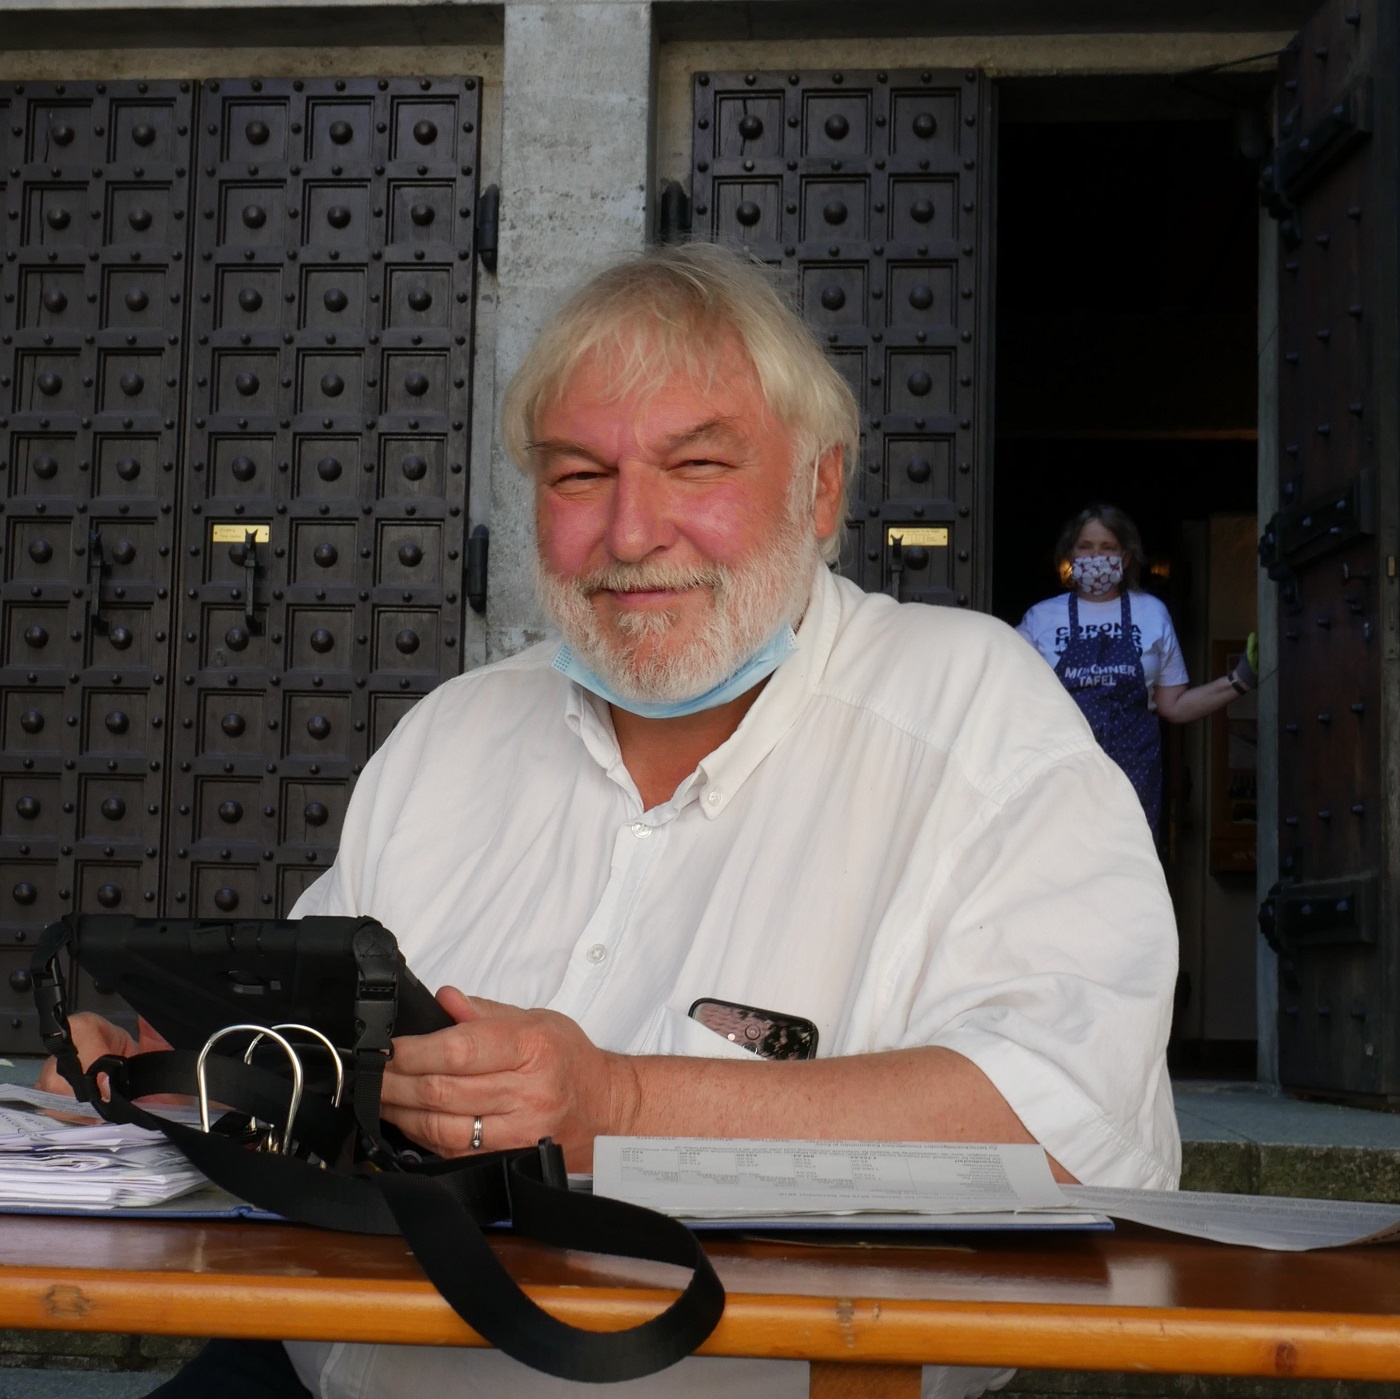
left=3, top=1216, right=1400, bottom=1398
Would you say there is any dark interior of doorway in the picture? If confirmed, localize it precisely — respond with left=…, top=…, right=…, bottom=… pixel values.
left=992, top=81, right=1266, bottom=1078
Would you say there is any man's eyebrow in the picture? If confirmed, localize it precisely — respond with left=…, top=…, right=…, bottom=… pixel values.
left=657, top=416, right=744, bottom=452
left=525, top=436, right=608, bottom=464
left=526, top=416, right=744, bottom=463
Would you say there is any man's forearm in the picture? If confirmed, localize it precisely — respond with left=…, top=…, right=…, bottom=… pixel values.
left=607, top=1045, right=1077, bottom=1181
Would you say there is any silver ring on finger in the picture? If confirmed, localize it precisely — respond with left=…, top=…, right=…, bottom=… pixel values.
left=471, top=1115, right=483, bottom=1151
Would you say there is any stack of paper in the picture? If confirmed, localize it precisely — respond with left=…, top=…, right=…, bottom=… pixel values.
left=0, top=1084, right=207, bottom=1210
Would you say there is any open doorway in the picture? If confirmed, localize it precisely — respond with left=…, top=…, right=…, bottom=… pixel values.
left=992, top=78, right=1266, bottom=1077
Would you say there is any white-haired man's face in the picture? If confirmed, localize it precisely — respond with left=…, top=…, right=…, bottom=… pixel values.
left=530, top=344, right=844, bottom=704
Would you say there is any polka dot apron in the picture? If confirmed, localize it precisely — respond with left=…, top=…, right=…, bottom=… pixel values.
left=1053, top=591, right=1162, bottom=831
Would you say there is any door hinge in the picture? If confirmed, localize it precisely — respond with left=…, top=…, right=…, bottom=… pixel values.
left=465, top=524, right=488, bottom=614
left=1259, top=467, right=1374, bottom=578
left=476, top=185, right=499, bottom=274
left=1259, top=77, right=1373, bottom=245
left=657, top=180, right=692, bottom=244
left=1260, top=875, right=1377, bottom=955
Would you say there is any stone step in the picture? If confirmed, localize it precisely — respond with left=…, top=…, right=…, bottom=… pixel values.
left=1175, top=1080, right=1400, bottom=1202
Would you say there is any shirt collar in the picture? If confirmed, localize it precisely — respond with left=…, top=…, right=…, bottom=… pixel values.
left=559, top=563, right=841, bottom=818
left=693, top=562, right=839, bottom=818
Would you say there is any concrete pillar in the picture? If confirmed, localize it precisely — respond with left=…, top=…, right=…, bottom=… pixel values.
left=484, top=1, right=655, bottom=660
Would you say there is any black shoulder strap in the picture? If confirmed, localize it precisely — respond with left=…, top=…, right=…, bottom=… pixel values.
left=94, top=1054, right=724, bottom=1382
left=376, top=1159, right=725, bottom=1382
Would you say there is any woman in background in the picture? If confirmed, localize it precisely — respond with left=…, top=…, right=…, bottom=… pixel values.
left=1017, top=502, right=1256, bottom=833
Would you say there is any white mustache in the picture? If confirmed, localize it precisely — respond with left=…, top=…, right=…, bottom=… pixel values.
left=575, top=562, right=726, bottom=596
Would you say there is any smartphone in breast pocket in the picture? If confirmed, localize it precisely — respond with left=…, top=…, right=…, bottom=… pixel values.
left=688, top=998, right=819, bottom=1061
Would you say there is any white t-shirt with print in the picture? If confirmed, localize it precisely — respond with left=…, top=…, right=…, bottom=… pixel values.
left=1016, top=590, right=1189, bottom=706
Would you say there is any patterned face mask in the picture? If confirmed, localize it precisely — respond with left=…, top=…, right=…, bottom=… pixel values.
left=1070, top=554, right=1125, bottom=597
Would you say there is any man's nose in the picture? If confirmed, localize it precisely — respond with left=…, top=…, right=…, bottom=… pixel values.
left=605, top=467, right=674, bottom=562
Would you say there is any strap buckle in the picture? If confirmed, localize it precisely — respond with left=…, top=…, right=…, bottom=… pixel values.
left=30, top=917, right=93, bottom=1104
left=537, top=1136, right=568, bottom=1190
left=352, top=921, right=401, bottom=1055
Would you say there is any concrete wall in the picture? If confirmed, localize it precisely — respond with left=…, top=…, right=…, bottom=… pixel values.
left=487, top=3, right=654, bottom=660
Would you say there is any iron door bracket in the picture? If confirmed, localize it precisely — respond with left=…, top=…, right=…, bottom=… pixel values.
left=476, top=185, right=499, bottom=273
left=658, top=181, right=692, bottom=244
left=1261, top=77, right=1373, bottom=240
left=466, top=525, right=488, bottom=614
left=1259, top=874, right=1377, bottom=954
left=1259, top=467, right=1375, bottom=578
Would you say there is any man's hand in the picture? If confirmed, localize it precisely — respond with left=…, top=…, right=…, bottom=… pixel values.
left=35, top=1014, right=171, bottom=1097
left=380, top=988, right=640, bottom=1168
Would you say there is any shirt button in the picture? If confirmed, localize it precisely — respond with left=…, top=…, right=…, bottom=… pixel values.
left=706, top=791, right=720, bottom=805
left=586, top=944, right=607, bottom=964
left=630, top=821, right=651, bottom=839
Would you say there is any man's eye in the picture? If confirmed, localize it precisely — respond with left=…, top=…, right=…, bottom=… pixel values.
left=552, top=467, right=604, bottom=485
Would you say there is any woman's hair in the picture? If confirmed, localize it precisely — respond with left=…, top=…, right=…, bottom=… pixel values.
left=1054, top=502, right=1148, bottom=590
left=499, top=242, right=861, bottom=564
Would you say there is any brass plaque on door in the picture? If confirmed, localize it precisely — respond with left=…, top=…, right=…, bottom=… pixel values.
left=886, top=526, right=949, bottom=548
left=211, top=523, right=270, bottom=543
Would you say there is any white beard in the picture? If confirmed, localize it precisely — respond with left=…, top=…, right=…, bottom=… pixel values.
left=536, top=471, right=821, bottom=705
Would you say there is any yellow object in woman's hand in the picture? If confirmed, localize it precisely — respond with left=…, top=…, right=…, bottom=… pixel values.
left=1230, top=632, right=1259, bottom=693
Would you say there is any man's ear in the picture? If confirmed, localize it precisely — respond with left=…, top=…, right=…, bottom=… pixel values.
left=811, top=445, right=845, bottom=541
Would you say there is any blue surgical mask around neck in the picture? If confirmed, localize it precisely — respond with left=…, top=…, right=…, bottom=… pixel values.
left=552, top=625, right=799, bottom=720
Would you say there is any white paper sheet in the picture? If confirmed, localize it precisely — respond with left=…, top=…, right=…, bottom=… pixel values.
left=593, top=1137, right=1074, bottom=1219
left=595, top=1138, right=1400, bottom=1251
left=1062, top=1184, right=1400, bottom=1251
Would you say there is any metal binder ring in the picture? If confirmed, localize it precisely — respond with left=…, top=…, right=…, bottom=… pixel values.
left=197, top=1023, right=305, bottom=1156
left=243, top=1023, right=346, bottom=1109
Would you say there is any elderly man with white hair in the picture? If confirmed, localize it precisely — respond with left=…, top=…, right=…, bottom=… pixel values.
left=48, top=243, right=1179, bottom=1399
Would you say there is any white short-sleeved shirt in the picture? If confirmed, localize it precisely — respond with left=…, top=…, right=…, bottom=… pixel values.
left=286, top=564, right=1180, bottom=1399
left=1015, top=591, right=1189, bottom=706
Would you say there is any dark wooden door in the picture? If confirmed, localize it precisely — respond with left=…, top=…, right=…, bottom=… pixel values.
left=170, top=78, right=479, bottom=922
left=689, top=68, right=993, bottom=609
left=1259, top=0, right=1400, bottom=1097
left=0, top=77, right=481, bottom=1050
left=0, top=81, right=194, bottom=1044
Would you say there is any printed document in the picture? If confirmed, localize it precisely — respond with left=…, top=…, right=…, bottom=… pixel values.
left=0, top=1083, right=206, bottom=1209
left=593, top=1138, right=1082, bottom=1223
left=596, top=1137, right=1400, bottom=1250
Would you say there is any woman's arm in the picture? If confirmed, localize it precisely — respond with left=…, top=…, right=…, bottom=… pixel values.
left=1153, top=675, right=1239, bottom=724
